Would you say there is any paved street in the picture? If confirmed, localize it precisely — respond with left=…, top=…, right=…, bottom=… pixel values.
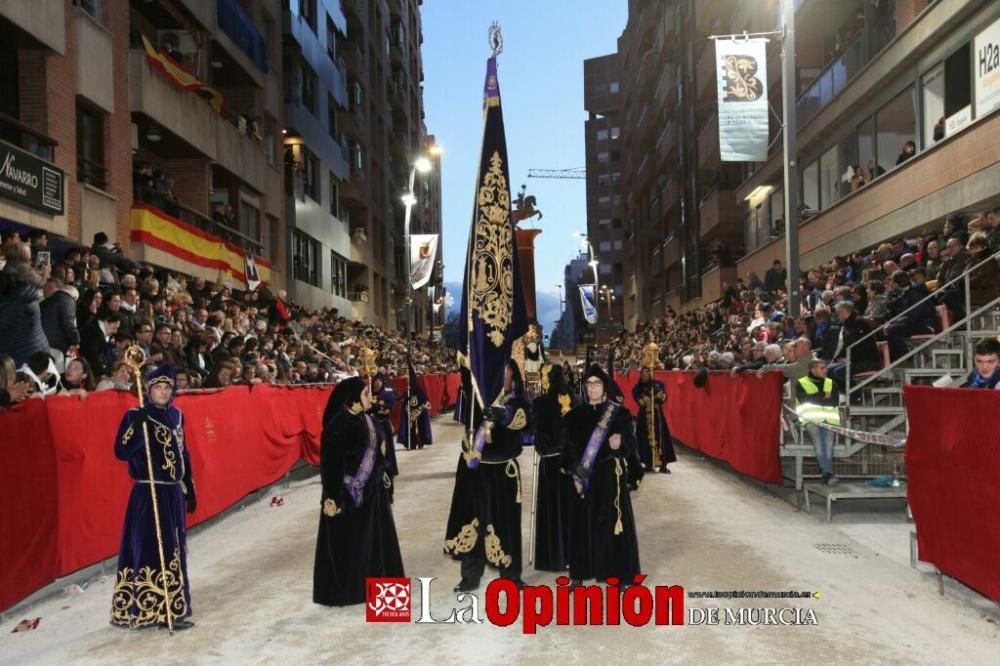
left=1, top=417, right=997, bottom=664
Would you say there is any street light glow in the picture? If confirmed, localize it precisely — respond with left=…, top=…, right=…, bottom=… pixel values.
left=427, top=143, right=443, bottom=157
left=414, top=156, right=433, bottom=173
left=401, top=191, right=418, bottom=206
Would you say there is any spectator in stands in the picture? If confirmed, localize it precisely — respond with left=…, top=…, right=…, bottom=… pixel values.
left=942, top=213, right=969, bottom=246
left=895, top=140, right=916, bottom=165
left=80, top=310, right=122, bottom=378
left=205, top=362, right=234, bottom=388
left=40, top=277, right=80, bottom=369
left=982, top=208, right=1000, bottom=252
left=764, top=260, right=787, bottom=294
left=59, top=357, right=96, bottom=393
left=0, top=353, right=32, bottom=407
left=27, top=229, right=48, bottom=261
left=20, top=351, right=59, bottom=397
left=185, top=331, right=212, bottom=379
left=966, top=232, right=1000, bottom=307
left=937, top=235, right=972, bottom=320
left=960, top=338, right=1000, bottom=389
left=0, top=241, right=50, bottom=366
left=95, top=361, right=132, bottom=392
left=921, top=239, right=943, bottom=282
left=795, top=358, right=841, bottom=486
left=827, top=301, right=878, bottom=389
left=757, top=338, right=812, bottom=380
left=884, top=270, right=935, bottom=361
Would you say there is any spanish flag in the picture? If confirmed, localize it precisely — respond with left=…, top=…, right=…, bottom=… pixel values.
left=141, top=34, right=228, bottom=118
left=130, top=205, right=271, bottom=285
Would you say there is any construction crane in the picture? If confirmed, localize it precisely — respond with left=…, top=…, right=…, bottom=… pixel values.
left=527, top=167, right=587, bottom=180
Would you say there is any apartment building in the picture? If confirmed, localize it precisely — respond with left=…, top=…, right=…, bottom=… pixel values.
left=603, top=0, right=998, bottom=327
left=0, top=0, right=285, bottom=286
left=583, top=52, right=627, bottom=334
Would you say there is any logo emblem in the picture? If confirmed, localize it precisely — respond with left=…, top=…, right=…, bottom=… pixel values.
left=366, top=578, right=411, bottom=622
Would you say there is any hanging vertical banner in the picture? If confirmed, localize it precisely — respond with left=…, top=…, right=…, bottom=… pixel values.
left=579, top=284, right=598, bottom=325
left=244, top=250, right=261, bottom=291
left=716, top=38, right=769, bottom=162
left=409, top=234, right=439, bottom=289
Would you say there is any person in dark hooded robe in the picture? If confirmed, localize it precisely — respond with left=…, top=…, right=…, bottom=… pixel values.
left=111, top=364, right=196, bottom=630
left=398, top=361, right=433, bottom=450
left=369, top=373, right=399, bottom=477
left=531, top=363, right=576, bottom=571
left=314, top=377, right=404, bottom=606
left=562, top=364, right=642, bottom=586
left=632, top=366, right=677, bottom=473
left=444, top=359, right=532, bottom=592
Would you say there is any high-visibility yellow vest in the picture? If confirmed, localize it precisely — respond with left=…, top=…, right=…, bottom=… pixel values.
left=796, top=376, right=842, bottom=426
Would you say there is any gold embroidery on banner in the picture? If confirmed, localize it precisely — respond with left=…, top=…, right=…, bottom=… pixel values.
left=541, top=365, right=552, bottom=393
left=557, top=393, right=572, bottom=417
left=110, top=547, right=187, bottom=629
left=444, top=517, right=480, bottom=554
left=322, top=498, right=341, bottom=517
left=484, top=524, right=513, bottom=568
left=472, top=151, right=514, bottom=347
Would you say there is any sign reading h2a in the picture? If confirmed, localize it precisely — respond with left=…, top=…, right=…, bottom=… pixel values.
left=0, top=141, right=65, bottom=216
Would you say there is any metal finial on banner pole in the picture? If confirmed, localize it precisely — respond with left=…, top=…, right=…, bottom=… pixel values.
left=489, top=22, right=503, bottom=58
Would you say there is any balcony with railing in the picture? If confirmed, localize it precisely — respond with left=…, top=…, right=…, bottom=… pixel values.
left=0, top=112, right=57, bottom=164
left=656, top=121, right=677, bottom=165
left=128, top=50, right=270, bottom=193
left=699, top=187, right=741, bottom=238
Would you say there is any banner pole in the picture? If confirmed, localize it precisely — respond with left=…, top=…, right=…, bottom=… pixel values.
left=781, top=0, right=800, bottom=316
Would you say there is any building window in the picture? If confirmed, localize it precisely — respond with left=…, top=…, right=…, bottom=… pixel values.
left=611, top=172, right=623, bottom=184
left=801, top=159, right=819, bottom=213
left=76, top=104, right=106, bottom=190
left=331, top=251, right=347, bottom=297
left=597, top=152, right=610, bottom=164
left=768, top=187, right=784, bottom=237
left=818, top=144, right=838, bottom=210
left=292, top=230, right=320, bottom=287
left=598, top=196, right=610, bottom=208
left=301, top=0, right=317, bottom=33
left=239, top=199, right=261, bottom=242
left=328, top=94, right=338, bottom=139
left=857, top=117, right=878, bottom=180
left=613, top=240, right=624, bottom=250
left=597, top=173, right=611, bottom=186
left=79, top=0, right=100, bottom=21
left=329, top=172, right=340, bottom=216
left=922, top=44, right=971, bottom=145
left=610, top=126, right=621, bottom=140
left=300, top=59, right=318, bottom=115
left=599, top=241, right=612, bottom=252
left=301, top=146, right=319, bottom=201
left=609, top=81, right=620, bottom=94
left=596, top=128, right=609, bottom=141
left=326, top=14, right=337, bottom=61
left=876, top=85, right=916, bottom=173
left=349, top=143, right=364, bottom=171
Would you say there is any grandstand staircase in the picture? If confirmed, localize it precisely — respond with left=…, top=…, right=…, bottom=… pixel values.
left=845, top=251, right=1000, bottom=440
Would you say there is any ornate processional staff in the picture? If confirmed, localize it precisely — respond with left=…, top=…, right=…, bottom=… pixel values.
left=122, top=345, right=174, bottom=635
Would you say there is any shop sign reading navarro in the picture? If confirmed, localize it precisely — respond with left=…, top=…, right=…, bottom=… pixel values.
left=0, top=141, right=65, bottom=216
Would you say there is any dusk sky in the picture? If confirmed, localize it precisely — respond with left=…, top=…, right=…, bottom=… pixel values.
left=421, top=1, right=628, bottom=330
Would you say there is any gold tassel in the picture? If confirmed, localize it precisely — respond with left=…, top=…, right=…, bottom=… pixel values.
left=613, top=459, right=624, bottom=535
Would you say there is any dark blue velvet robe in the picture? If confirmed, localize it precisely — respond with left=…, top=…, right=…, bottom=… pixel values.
left=370, top=386, right=399, bottom=477
left=110, top=404, right=195, bottom=629
left=397, top=393, right=433, bottom=449
left=632, top=379, right=677, bottom=470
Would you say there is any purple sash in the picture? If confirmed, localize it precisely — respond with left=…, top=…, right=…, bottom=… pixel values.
left=572, top=402, right=617, bottom=495
left=343, top=414, right=379, bottom=507
left=465, top=393, right=511, bottom=470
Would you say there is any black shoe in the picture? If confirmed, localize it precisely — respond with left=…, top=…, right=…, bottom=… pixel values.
left=162, top=619, right=194, bottom=631
left=820, top=473, right=830, bottom=484
left=659, top=465, right=670, bottom=474
left=453, top=578, right=480, bottom=593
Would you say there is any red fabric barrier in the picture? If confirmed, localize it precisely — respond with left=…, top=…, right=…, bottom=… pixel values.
left=904, top=385, right=1000, bottom=603
left=445, top=372, right=462, bottom=408
left=0, top=375, right=458, bottom=611
left=613, top=370, right=784, bottom=484
left=0, top=399, right=59, bottom=613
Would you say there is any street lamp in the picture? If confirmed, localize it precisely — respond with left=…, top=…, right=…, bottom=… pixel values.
left=402, top=144, right=441, bottom=364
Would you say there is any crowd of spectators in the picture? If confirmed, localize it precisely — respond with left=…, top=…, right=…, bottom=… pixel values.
left=0, top=230, right=455, bottom=407
left=602, top=208, right=1000, bottom=391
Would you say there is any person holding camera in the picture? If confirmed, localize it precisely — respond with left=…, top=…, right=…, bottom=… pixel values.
left=0, top=240, right=50, bottom=366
